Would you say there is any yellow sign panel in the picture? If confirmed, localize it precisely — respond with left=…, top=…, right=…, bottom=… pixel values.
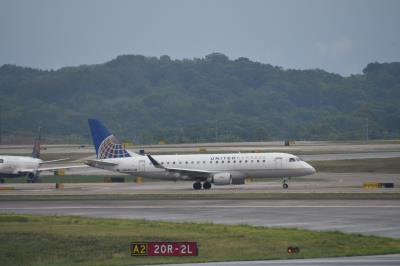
left=131, top=242, right=147, bottom=256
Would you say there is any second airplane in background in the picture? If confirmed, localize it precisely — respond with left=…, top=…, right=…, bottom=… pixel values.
left=0, top=127, right=85, bottom=183
left=85, top=118, right=316, bottom=189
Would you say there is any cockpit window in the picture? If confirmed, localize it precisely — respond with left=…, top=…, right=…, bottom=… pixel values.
left=0, top=159, right=3, bottom=163
left=289, top=158, right=295, bottom=162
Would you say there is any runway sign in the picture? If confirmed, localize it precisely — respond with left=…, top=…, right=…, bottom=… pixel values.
left=131, top=242, right=198, bottom=256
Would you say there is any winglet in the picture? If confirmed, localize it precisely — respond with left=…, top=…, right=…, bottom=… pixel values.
left=147, top=154, right=165, bottom=169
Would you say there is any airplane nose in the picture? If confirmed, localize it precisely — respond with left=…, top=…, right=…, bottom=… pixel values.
left=308, top=164, right=316, bottom=174
left=303, top=162, right=316, bottom=175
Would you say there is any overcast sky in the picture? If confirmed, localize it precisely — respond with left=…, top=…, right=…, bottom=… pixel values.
left=0, top=0, right=399, bottom=76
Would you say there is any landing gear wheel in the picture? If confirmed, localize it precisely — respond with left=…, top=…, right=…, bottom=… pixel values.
left=282, top=177, right=289, bottom=189
left=193, top=182, right=202, bottom=190
left=203, top=182, right=211, bottom=190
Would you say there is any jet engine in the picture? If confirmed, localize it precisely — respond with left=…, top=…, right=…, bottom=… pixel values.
left=231, top=173, right=246, bottom=184
left=211, top=172, right=232, bottom=185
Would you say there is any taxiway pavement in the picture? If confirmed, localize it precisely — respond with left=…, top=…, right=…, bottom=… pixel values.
left=1, top=198, right=399, bottom=239
left=1, top=172, right=399, bottom=195
left=152, top=254, right=400, bottom=266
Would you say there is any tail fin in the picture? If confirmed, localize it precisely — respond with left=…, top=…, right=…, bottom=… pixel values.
left=32, top=126, right=42, bottom=158
left=88, top=118, right=131, bottom=159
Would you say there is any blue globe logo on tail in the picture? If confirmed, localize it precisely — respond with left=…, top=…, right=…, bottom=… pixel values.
left=88, top=118, right=131, bottom=159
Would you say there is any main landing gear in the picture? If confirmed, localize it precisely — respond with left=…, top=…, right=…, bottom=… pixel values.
left=26, top=172, right=39, bottom=183
left=193, top=181, right=212, bottom=190
left=282, top=177, right=290, bottom=189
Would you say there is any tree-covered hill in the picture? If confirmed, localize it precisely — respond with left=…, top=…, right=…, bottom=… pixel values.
left=1, top=53, right=399, bottom=144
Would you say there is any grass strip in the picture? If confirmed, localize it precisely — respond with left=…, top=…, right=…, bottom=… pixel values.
left=1, top=214, right=400, bottom=266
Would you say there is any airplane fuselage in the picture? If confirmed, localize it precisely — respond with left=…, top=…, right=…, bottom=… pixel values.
left=90, top=152, right=315, bottom=182
left=0, top=156, right=42, bottom=178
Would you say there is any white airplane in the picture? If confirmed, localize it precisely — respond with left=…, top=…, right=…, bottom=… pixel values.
left=0, top=127, right=84, bottom=183
left=85, top=119, right=316, bottom=189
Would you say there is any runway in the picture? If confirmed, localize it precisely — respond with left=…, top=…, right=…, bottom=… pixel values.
left=153, top=254, right=400, bottom=266
left=1, top=198, right=400, bottom=239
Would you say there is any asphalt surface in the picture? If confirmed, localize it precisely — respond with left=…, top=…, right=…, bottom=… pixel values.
left=152, top=254, right=400, bottom=266
left=1, top=198, right=399, bottom=239
left=1, top=172, right=399, bottom=194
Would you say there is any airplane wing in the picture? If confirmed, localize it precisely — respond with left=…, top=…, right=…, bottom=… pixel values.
left=147, top=154, right=215, bottom=178
left=41, top=158, right=70, bottom=164
left=19, top=165, right=88, bottom=173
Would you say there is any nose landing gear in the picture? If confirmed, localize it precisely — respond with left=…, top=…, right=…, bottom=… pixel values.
left=282, top=177, right=290, bottom=189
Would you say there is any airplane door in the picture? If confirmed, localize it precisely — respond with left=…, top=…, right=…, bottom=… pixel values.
left=138, top=160, right=145, bottom=172
left=274, top=157, right=282, bottom=168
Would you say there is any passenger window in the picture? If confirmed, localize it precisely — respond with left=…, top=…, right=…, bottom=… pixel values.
left=216, top=161, right=219, bottom=164
left=185, top=162, right=188, bottom=164
left=221, top=161, right=224, bottom=163
left=262, top=160, right=265, bottom=163
left=203, top=161, right=206, bottom=164
left=167, top=162, right=170, bottom=164
left=233, top=160, right=236, bottom=163
left=239, top=160, right=242, bottom=163
left=210, top=161, right=213, bottom=164
left=191, top=161, right=194, bottom=164
left=161, top=162, right=164, bottom=165
left=245, top=160, right=248, bottom=163
left=173, top=162, right=175, bottom=164
left=227, top=161, right=230, bottom=163
left=257, top=160, right=259, bottom=163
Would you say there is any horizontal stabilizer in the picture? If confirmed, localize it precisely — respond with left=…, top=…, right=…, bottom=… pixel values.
left=84, top=159, right=118, bottom=168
